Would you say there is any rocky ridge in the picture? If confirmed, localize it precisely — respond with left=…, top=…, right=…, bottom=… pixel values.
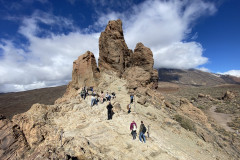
left=0, top=19, right=239, bottom=159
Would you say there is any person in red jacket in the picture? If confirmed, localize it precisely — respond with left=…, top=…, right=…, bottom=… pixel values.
left=130, top=121, right=137, bottom=140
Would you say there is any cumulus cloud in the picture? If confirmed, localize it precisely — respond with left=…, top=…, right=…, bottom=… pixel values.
left=0, top=0, right=217, bottom=92
left=220, top=70, right=240, bottom=77
left=0, top=11, right=99, bottom=92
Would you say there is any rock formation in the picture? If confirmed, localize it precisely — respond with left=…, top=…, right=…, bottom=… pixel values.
left=71, top=51, right=100, bottom=88
left=222, top=90, right=236, bottom=101
left=98, top=19, right=132, bottom=77
left=56, top=51, right=100, bottom=103
left=0, top=116, right=29, bottom=159
left=99, top=19, right=158, bottom=90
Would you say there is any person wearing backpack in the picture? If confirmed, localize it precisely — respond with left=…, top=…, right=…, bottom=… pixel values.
left=139, top=121, right=146, bottom=143
left=130, top=121, right=137, bottom=140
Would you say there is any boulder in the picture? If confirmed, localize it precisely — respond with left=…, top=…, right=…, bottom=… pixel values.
left=98, top=19, right=132, bottom=77
left=222, top=91, right=236, bottom=101
left=137, top=96, right=147, bottom=105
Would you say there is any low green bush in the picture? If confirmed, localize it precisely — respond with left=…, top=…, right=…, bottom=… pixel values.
left=174, top=114, right=196, bottom=131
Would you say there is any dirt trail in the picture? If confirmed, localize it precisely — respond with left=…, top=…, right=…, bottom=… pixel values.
left=209, top=106, right=235, bottom=132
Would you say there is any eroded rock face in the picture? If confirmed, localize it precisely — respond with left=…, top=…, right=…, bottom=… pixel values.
left=56, top=51, right=100, bottom=104
left=98, top=19, right=132, bottom=77
left=123, top=43, right=158, bottom=89
left=0, top=118, right=29, bottom=159
left=71, top=51, right=100, bottom=88
left=98, top=19, right=158, bottom=89
left=132, top=43, right=154, bottom=72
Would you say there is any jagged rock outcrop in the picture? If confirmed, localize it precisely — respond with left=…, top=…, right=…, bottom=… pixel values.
left=71, top=51, right=100, bottom=89
left=56, top=51, right=100, bottom=104
left=98, top=19, right=158, bottom=90
left=98, top=19, right=132, bottom=77
left=0, top=116, right=29, bottom=159
left=123, top=43, right=158, bottom=89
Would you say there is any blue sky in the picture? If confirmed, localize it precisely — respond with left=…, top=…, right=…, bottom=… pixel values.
left=0, top=0, right=239, bottom=92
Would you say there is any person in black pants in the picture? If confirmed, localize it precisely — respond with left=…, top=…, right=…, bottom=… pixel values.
left=106, top=102, right=113, bottom=120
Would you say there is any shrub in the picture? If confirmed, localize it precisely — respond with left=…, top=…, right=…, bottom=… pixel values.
left=174, top=114, right=196, bottom=131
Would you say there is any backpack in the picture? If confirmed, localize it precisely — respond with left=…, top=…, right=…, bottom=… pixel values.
left=127, top=104, right=130, bottom=110
left=142, top=125, right=147, bottom=134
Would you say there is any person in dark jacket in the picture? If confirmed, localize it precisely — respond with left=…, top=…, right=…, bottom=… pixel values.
left=106, top=102, right=113, bottom=120
left=130, top=121, right=137, bottom=140
left=139, top=121, right=146, bottom=143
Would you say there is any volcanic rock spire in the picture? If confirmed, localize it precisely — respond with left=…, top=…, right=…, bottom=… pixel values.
left=98, top=19, right=132, bottom=77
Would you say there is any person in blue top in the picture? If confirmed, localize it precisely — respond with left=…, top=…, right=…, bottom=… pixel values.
left=130, top=94, right=134, bottom=104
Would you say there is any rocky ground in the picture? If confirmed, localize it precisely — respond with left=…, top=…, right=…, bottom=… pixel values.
left=1, top=73, right=239, bottom=160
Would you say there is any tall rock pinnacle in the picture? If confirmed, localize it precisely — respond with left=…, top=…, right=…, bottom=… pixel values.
left=98, top=19, right=132, bottom=77
left=71, top=51, right=100, bottom=88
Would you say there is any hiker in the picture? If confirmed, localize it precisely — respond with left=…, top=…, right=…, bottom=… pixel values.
left=91, top=92, right=96, bottom=106
left=100, top=91, right=105, bottom=103
left=130, top=121, right=137, bottom=140
left=127, top=103, right=131, bottom=113
left=130, top=94, right=134, bottom=104
left=80, top=87, right=86, bottom=100
left=112, top=92, right=116, bottom=99
left=106, top=102, right=113, bottom=120
left=139, top=121, right=147, bottom=143
left=106, top=92, right=111, bottom=101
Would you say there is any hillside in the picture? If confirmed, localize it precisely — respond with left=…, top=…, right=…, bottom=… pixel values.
left=158, top=68, right=240, bottom=86
left=0, top=85, right=67, bottom=119
left=0, top=19, right=239, bottom=160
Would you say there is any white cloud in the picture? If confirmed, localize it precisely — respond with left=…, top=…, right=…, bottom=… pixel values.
left=0, top=0, right=218, bottom=92
left=198, top=67, right=210, bottom=72
left=0, top=12, right=99, bottom=92
left=220, top=70, right=240, bottom=77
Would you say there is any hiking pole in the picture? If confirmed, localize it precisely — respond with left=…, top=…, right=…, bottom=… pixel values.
left=134, top=95, right=136, bottom=112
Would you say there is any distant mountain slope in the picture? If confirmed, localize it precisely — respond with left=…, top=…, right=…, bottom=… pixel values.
left=158, top=68, right=240, bottom=86
left=0, top=85, right=67, bottom=119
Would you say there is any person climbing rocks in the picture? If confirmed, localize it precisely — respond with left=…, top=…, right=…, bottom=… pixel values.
left=130, top=94, right=134, bottom=104
left=130, top=121, right=137, bottom=140
left=106, top=102, right=113, bottom=120
left=139, top=121, right=146, bottom=143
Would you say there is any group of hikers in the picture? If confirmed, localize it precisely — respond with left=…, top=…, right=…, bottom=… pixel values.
left=79, top=86, right=116, bottom=107
left=78, top=87, right=147, bottom=143
left=130, top=120, right=147, bottom=143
